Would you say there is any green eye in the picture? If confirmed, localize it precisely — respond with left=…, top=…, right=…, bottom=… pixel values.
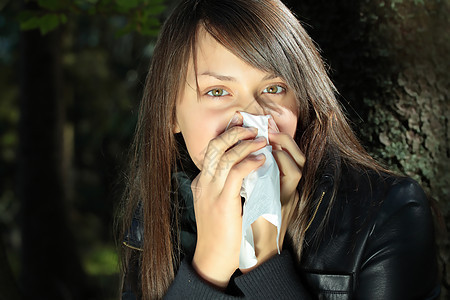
left=207, top=88, right=230, bottom=97
left=263, top=85, right=285, bottom=94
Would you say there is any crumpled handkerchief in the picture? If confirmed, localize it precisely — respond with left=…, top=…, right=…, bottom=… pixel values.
left=237, top=111, right=281, bottom=269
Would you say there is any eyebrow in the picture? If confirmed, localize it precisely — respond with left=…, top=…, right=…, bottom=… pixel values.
left=199, top=72, right=279, bottom=82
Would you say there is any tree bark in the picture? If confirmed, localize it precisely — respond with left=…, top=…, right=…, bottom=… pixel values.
left=286, top=0, right=449, bottom=298
left=0, top=228, right=21, bottom=300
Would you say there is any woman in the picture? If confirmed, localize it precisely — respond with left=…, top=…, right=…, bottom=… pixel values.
left=120, top=0, right=440, bottom=299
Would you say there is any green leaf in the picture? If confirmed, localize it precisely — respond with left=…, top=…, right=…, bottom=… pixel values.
left=38, top=0, right=64, bottom=11
left=140, top=16, right=160, bottom=28
left=19, top=11, right=67, bottom=34
left=116, top=0, right=139, bottom=10
left=59, top=13, right=68, bottom=24
left=87, top=6, right=97, bottom=15
left=39, top=13, right=60, bottom=34
left=74, top=0, right=100, bottom=12
left=20, top=16, right=41, bottom=31
left=147, top=4, right=165, bottom=15
left=83, top=245, right=119, bottom=276
left=17, top=10, right=34, bottom=22
left=115, top=26, right=130, bottom=37
left=140, top=27, right=159, bottom=36
left=146, top=0, right=164, bottom=4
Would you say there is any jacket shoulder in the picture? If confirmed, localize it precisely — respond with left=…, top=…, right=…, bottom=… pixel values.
left=301, top=166, right=439, bottom=298
left=373, top=175, right=430, bottom=229
left=357, top=174, right=439, bottom=299
left=338, top=166, right=428, bottom=209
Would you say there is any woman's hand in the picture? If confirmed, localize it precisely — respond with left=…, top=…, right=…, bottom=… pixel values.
left=191, top=113, right=267, bottom=288
left=244, top=117, right=305, bottom=270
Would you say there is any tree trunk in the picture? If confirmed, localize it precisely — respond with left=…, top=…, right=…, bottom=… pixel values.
left=0, top=229, right=21, bottom=300
left=286, top=0, right=449, bottom=298
left=18, top=16, right=87, bottom=300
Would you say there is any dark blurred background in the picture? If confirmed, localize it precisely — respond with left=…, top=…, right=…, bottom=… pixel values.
left=0, top=0, right=448, bottom=299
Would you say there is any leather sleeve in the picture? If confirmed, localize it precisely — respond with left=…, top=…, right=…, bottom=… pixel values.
left=164, top=250, right=311, bottom=299
left=355, top=178, right=440, bottom=299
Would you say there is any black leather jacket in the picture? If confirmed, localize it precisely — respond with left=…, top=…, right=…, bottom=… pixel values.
left=122, top=164, right=440, bottom=299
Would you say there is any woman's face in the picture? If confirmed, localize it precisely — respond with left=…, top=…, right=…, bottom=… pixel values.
left=174, top=28, right=299, bottom=169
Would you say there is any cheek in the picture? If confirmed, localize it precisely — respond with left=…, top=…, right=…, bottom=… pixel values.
left=178, top=108, right=231, bottom=170
left=183, top=128, right=212, bottom=169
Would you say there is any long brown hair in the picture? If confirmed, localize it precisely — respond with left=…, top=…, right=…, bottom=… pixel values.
left=121, top=0, right=382, bottom=298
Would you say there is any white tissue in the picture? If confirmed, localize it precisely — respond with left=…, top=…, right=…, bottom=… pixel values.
left=238, top=112, right=281, bottom=269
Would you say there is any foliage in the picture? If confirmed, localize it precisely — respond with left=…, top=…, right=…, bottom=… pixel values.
left=17, top=0, right=165, bottom=35
left=84, top=244, right=119, bottom=276
left=0, top=0, right=166, bottom=297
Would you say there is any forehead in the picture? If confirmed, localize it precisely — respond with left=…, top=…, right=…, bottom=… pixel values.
left=193, top=28, right=239, bottom=71
left=194, top=27, right=225, bottom=64
left=189, top=27, right=275, bottom=79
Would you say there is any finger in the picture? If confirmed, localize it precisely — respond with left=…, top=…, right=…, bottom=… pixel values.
left=268, top=117, right=282, bottom=151
left=272, top=150, right=302, bottom=190
left=268, top=132, right=305, bottom=167
left=213, top=136, right=267, bottom=187
left=226, top=111, right=243, bottom=130
left=220, top=153, right=266, bottom=201
left=202, top=126, right=258, bottom=181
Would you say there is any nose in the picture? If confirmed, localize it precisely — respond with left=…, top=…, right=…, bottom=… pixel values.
left=238, top=95, right=266, bottom=116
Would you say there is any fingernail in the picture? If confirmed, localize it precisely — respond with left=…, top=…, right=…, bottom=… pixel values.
left=226, top=112, right=241, bottom=131
left=230, top=112, right=241, bottom=124
left=254, top=136, right=267, bottom=143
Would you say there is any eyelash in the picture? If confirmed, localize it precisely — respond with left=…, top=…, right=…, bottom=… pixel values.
left=205, top=84, right=286, bottom=98
left=263, top=85, right=286, bottom=94
left=206, top=88, right=230, bottom=97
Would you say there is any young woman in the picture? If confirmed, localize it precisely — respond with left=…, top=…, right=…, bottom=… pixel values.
left=120, top=0, right=440, bottom=299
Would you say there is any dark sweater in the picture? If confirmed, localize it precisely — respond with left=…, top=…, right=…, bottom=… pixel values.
left=165, top=250, right=311, bottom=299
